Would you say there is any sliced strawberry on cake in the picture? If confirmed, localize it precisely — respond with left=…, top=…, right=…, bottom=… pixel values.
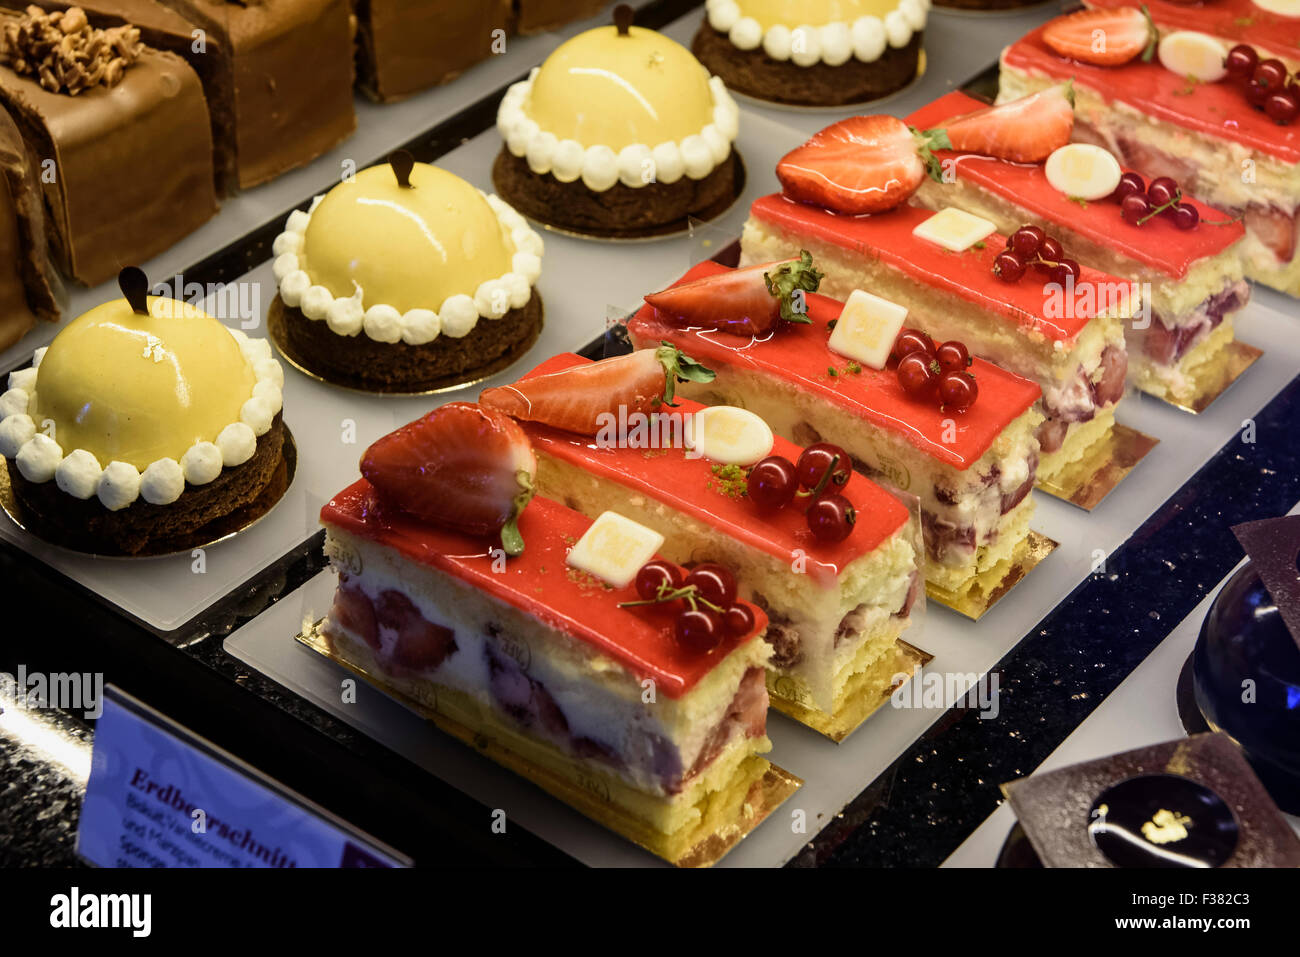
left=643, top=251, right=823, bottom=336
left=776, top=117, right=929, bottom=216
left=1042, top=7, right=1156, bottom=67
left=360, top=402, right=536, bottom=555
left=480, top=344, right=715, bottom=433
left=918, top=84, right=1075, bottom=164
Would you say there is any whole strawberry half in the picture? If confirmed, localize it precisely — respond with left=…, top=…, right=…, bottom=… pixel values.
left=480, top=344, right=714, bottom=435
left=920, top=84, right=1076, bottom=164
left=360, top=402, right=537, bottom=555
left=643, top=250, right=823, bottom=336
left=777, top=115, right=928, bottom=215
left=1042, top=7, right=1156, bottom=67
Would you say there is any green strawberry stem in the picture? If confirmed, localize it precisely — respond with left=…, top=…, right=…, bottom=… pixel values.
left=655, top=342, right=716, bottom=406
left=500, top=469, right=534, bottom=556
left=763, top=249, right=822, bottom=324
left=1140, top=6, right=1157, bottom=64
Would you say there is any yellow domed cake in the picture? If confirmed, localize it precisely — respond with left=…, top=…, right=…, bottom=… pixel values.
left=493, top=6, right=742, bottom=238
left=0, top=276, right=289, bottom=555
left=693, top=0, right=928, bottom=107
left=269, top=154, right=545, bottom=393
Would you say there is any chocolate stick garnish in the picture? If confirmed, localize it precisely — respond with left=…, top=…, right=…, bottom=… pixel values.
left=614, top=4, right=633, bottom=35
left=389, top=149, right=415, bottom=189
left=118, top=266, right=149, bottom=315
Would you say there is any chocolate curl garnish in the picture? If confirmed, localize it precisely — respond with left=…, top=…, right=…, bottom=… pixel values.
left=118, top=266, right=149, bottom=315
left=389, top=149, right=415, bottom=189
left=614, top=3, right=633, bottom=35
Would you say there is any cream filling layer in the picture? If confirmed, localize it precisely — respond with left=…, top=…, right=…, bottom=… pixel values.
left=0, top=331, right=283, bottom=511
left=497, top=68, right=740, bottom=191
left=706, top=0, right=928, bottom=65
left=271, top=193, right=544, bottom=345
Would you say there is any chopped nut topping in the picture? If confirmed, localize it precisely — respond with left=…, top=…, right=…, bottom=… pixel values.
left=0, top=6, right=143, bottom=95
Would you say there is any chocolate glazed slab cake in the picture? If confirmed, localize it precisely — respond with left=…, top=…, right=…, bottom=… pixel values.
left=0, top=7, right=218, bottom=286
left=0, top=102, right=58, bottom=351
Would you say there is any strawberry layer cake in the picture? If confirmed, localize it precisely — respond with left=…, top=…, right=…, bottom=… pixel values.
left=319, top=402, right=794, bottom=866
left=481, top=348, right=923, bottom=739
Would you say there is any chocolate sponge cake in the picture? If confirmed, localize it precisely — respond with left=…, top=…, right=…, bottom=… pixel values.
left=268, top=156, right=545, bottom=393
left=0, top=102, right=58, bottom=351
left=0, top=7, right=217, bottom=285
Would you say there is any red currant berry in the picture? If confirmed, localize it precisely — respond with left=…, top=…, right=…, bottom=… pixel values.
left=1111, top=171, right=1145, bottom=203
left=1224, top=45, right=1258, bottom=80
left=993, top=250, right=1026, bottom=282
left=675, top=608, right=722, bottom=652
left=747, top=455, right=798, bottom=510
left=1146, top=176, right=1180, bottom=208
left=1009, top=225, right=1046, bottom=258
left=1265, top=89, right=1300, bottom=124
left=935, top=340, right=971, bottom=373
left=796, top=442, right=851, bottom=490
left=806, top=493, right=856, bottom=543
left=1253, top=58, right=1288, bottom=90
left=1247, top=79, right=1271, bottom=108
left=635, top=560, right=682, bottom=601
left=890, top=328, right=935, bottom=363
left=938, top=370, right=979, bottom=412
left=685, top=563, right=737, bottom=608
left=723, top=603, right=756, bottom=638
left=897, top=352, right=939, bottom=398
left=1121, top=192, right=1152, bottom=225
left=1171, top=203, right=1200, bottom=230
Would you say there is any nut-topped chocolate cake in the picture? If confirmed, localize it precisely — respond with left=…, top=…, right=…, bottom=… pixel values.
left=0, top=5, right=217, bottom=285
left=0, top=101, right=58, bottom=351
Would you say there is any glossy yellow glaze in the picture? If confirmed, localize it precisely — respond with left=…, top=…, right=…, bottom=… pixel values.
left=30, top=297, right=255, bottom=470
left=737, top=0, right=901, bottom=28
left=301, top=163, right=515, bottom=313
left=526, top=25, right=714, bottom=150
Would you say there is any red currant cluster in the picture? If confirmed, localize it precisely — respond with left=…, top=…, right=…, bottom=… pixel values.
left=890, top=329, right=979, bottom=412
left=625, top=560, right=754, bottom=652
left=993, top=225, right=1081, bottom=285
left=1112, top=173, right=1200, bottom=229
left=1224, top=45, right=1299, bottom=125
left=746, top=442, right=856, bottom=543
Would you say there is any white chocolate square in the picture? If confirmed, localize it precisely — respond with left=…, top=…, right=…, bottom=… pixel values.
left=827, top=289, right=909, bottom=370
left=912, top=207, right=998, bottom=252
left=566, top=511, right=666, bottom=589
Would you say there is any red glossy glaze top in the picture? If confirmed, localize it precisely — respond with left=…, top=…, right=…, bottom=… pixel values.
left=1004, top=23, right=1300, bottom=163
left=321, top=483, right=765, bottom=699
left=750, top=193, right=1113, bottom=345
left=628, top=261, right=1042, bottom=473
left=1086, top=0, right=1300, bottom=63
left=907, top=91, right=1246, bottom=278
left=521, top=353, right=910, bottom=588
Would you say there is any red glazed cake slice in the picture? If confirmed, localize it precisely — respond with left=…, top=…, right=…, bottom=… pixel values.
left=498, top=352, right=923, bottom=737
left=1084, top=0, right=1300, bottom=71
left=999, top=22, right=1300, bottom=298
left=321, top=487, right=781, bottom=865
left=628, top=261, right=1045, bottom=606
left=908, top=91, right=1250, bottom=406
left=741, top=194, right=1130, bottom=482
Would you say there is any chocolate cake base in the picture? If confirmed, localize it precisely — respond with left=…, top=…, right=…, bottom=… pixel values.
left=6, top=415, right=288, bottom=556
left=268, top=293, right=543, bottom=394
left=492, top=148, right=741, bottom=238
left=691, top=24, right=921, bottom=106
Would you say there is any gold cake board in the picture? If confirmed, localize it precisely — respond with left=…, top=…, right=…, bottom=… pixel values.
left=1160, top=340, right=1264, bottom=415
left=927, top=530, right=1059, bottom=621
left=296, top=620, right=802, bottom=868
left=1036, top=423, right=1160, bottom=511
left=768, top=639, right=933, bottom=743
